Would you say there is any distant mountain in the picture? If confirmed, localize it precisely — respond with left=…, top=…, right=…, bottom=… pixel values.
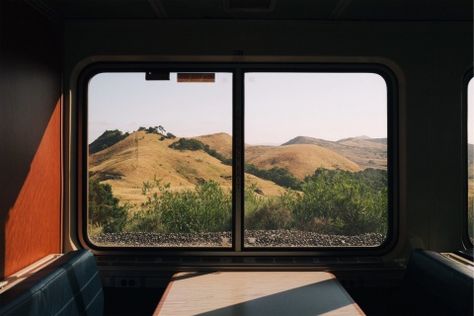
left=245, top=144, right=360, bottom=179
left=282, top=135, right=387, bottom=170
left=90, top=130, right=391, bottom=204
left=196, top=133, right=361, bottom=179
left=368, top=138, right=387, bottom=145
left=282, top=136, right=335, bottom=148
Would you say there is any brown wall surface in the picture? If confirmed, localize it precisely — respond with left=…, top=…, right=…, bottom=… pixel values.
left=0, top=1, right=62, bottom=278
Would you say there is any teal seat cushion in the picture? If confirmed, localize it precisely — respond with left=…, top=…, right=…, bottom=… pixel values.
left=405, top=249, right=473, bottom=316
left=0, top=250, right=103, bottom=316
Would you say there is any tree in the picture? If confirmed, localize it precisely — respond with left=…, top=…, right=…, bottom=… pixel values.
left=89, top=178, right=128, bottom=233
left=158, top=125, right=167, bottom=134
left=89, top=130, right=129, bottom=154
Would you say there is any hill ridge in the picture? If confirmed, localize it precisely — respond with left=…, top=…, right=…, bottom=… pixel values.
left=282, top=135, right=387, bottom=170
left=90, top=131, right=285, bottom=204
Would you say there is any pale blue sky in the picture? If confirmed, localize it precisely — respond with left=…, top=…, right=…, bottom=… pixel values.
left=245, top=72, right=386, bottom=145
left=88, top=72, right=232, bottom=142
left=88, top=72, right=387, bottom=145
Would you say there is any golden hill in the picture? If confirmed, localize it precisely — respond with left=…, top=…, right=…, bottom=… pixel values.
left=245, top=144, right=361, bottom=179
left=89, top=131, right=285, bottom=205
left=194, top=132, right=232, bottom=159
left=283, top=136, right=387, bottom=170
left=194, top=133, right=362, bottom=179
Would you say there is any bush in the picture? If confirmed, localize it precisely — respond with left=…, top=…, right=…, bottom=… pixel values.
left=246, top=200, right=292, bottom=230
left=92, top=167, right=387, bottom=237
left=128, top=179, right=232, bottom=233
left=88, top=178, right=128, bottom=233
left=169, top=138, right=232, bottom=165
left=245, top=164, right=302, bottom=189
left=244, top=168, right=387, bottom=235
left=169, top=138, right=206, bottom=151
left=293, top=168, right=387, bottom=234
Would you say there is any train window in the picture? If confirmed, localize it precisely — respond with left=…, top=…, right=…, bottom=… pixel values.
left=468, top=77, right=474, bottom=244
left=87, top=72, right=233, bottom=247
left=244, top=72, right=388, bottom=247
left=84, top=66, right=394, bottom=251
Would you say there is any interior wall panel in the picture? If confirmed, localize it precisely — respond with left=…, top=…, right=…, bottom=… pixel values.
left=0, top=0, right=62, bottom=278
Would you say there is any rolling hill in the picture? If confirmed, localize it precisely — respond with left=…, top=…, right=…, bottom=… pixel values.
left=195, top=133, right=362, bottom=179
left=195, top=133, right=232, bottom=159
left=282, top=135, right=387, bottom=170
left=245, top=144, right=361, bottom=179
left=89, top=131, right=285, bottom=205
left=89, top=129, right=389, bottom=205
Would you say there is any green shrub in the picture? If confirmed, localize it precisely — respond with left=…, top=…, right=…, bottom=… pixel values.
left=169, top=138, right=231, bottom=165
left=293, top=168, right=388, bottom=234
left=246, top=200, right=292, bottom=230
left=88, top=178, right=128, bottom=233
left=244, top=164, right=302, bottom=190
left=244, top=168, right=387, bottom=235
left=169, top=138, right=205, bottom=151
left=128, top=179, right=232, bottom=233
left=244, top=183, right=266, bottom=217
left=92, top=166, right=387, bottom=237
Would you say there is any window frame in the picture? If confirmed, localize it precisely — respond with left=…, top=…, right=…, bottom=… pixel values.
left=76, top=62, right=399, bottom=257
left=462, top=69, right=473, bottom=249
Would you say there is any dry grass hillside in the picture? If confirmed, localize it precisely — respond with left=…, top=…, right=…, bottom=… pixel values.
left=195, top=133, right=232, bottom=159
left=197, top=133, right=386, bottom=173
left=245, top=144, right=361, bottom=179
left=283, top=136, right=387, bottom=170
left=90, top=131, right=285, bottom=205
left=89, top=131, right=388, bottom=205
left=195, top=133, right=362, bottom=179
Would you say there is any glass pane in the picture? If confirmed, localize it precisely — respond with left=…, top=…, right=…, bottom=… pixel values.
left=87, top=72, right=233, bottom=247
left=468, top=78, right=474, bottom=244
left=244, top=72, right=388, bottom=247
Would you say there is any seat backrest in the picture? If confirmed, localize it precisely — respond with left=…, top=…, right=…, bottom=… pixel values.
left=0, top=250, right=103, bottom=316
left=404, top=249, right=473, bottom=316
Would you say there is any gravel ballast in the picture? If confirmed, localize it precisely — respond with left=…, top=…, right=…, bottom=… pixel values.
left=91, top=230, right=384, bottom=247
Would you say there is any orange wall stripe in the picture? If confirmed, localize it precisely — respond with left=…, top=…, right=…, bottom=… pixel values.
left=4, top=99, right=61, bottom=277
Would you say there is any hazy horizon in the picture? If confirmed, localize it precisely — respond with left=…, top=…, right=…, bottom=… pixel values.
left=89, top=72, right=388, bottom=145
left=89, top=129, right=388, bottom=146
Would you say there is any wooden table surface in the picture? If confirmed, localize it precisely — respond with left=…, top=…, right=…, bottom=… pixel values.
left=154, top=272, right=365, bottom=316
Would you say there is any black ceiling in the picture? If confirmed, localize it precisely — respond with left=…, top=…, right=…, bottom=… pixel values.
left=26, top=0, right=473, bottom=21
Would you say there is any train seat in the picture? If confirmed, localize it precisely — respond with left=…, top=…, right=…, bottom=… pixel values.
left=404, top=249, right=473, bottom=316
left=0, top=250, right=103, bottom=316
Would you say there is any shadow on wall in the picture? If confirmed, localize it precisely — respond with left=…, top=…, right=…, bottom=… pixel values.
left=0, top=0, right=62, bottom=279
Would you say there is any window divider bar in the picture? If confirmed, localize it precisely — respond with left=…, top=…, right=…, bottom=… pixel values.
left=233, top=69, right=244, bottom=252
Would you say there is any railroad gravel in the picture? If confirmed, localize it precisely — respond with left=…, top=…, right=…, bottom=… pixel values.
left=91, top=230, right=384, bottom=247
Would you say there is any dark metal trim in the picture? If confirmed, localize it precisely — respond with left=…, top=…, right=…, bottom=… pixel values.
left=238, top=64, right=398, bottom=255
left=462, top=68, right=473, bottom=249
left=233, top=68, right=244, bottom=252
